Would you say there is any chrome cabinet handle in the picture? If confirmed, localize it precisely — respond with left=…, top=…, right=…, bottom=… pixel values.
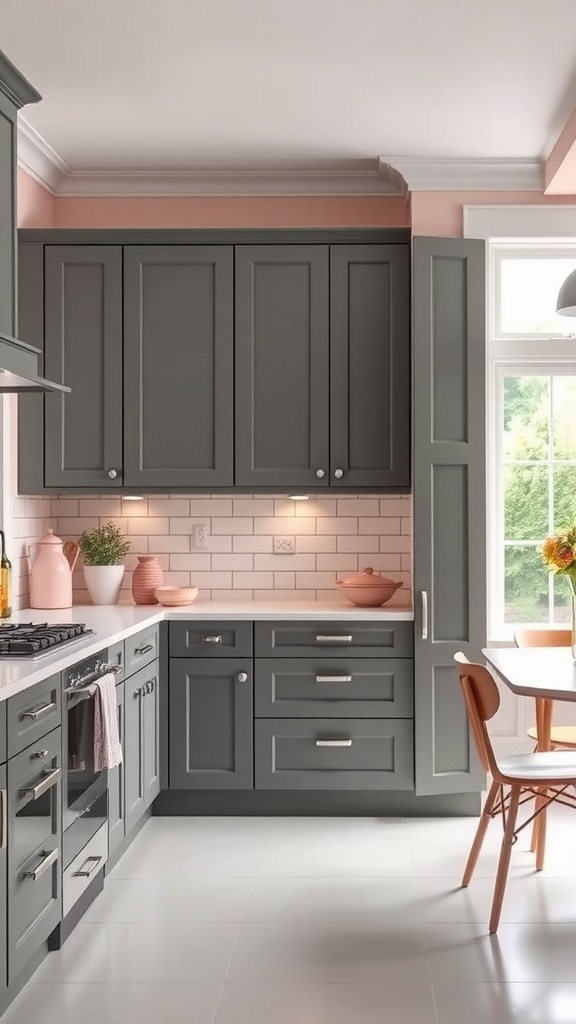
left=333, top=468, right=344, bottom=479
left=23, top=848, right=58, bottom=881
left=315, top=635, right=353, bottom=643
left=134, top=687, right=142, bottom=698
left=31, top=749, right=49, bottom=760
left=108, top=469, right=118, bottom=479
left=202, top=635, right=222, bottom=644
left=74, top=855, right=102, bottom=878
left=134, top=643, right=154, bottom=655
left=315, top=739, right=353, bottom=747
left=421, top=590, right=428, bottom=641
left=0, top=791, right=6, bottom=851
left=21, top=701, right=56, bottom=721
left=315, top=469, right=325, bottom=479
left=237, top=672, right=248, bottom=683
left=315, top=675, right=352, bottom=683
left=20, top=767, right=61, bottom=801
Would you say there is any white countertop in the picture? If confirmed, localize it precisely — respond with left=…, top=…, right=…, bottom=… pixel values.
left=0, top=599, right=414, bottom=702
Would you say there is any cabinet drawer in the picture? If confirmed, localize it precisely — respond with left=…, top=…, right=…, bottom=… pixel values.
left=255, top=621, right=413, bottom=658
left=255, top=718, right=413, bottom=790
left=125, top=626, right=159, bottom=675
left=169, top=620, right=253, bottom=658
left=63, top=822, right=108, bottom=918
left=7, top=675, right=61, bottom=757
left=8, top=727, right=62, bottom=865
left=107, top=640, right=125, bottom=681
left=255, top=658, right=413, bottom=718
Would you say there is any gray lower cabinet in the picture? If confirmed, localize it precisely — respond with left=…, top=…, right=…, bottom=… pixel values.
left=255, top=658, right=413, bottom=718
left=169, top=658, right=253, bottom=790
left=108, top=680, right=125, bottom=857
left=0, top=766, right=6, bottom=997
left=124, top=660, right=160, bottom=835
left=255, top=718, right=414, bottom=790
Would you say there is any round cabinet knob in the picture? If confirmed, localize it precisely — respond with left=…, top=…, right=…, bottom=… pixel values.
left=108, top=469, right=118, bottom=479
left=316, top=469, right=325, bottom=479
left=334, top=468, right=344, bottom=479
left=237, top=672, right=248, bottom=683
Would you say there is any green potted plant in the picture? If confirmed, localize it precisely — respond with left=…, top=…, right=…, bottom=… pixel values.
left=78, top=521, right=131, bottom=605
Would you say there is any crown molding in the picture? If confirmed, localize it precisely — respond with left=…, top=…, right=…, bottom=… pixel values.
left=0, top=53, right=41, bottom=110
left=379, top=156, right=543, bottom=191
left=17, top=117, right=68, bottom=194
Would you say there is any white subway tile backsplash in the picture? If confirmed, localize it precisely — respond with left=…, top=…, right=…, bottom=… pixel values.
left=359, top=517, right=401, bottom=535
left=274, top=499, right=296, bottom=517
left=380, top=534, right=411, bottom=553
left=232, top=498, right=275, bottom=517
left=233, top=571, right=273, bottom=589
left=273, top=571, right=296, bottom=589
left=337, top=534, right=379, bottom=553
left=148, top=498, right=190, bottom=517
left=254, top=553, right=315, bottom=571
left=317, top=517, right=357, bottom=535
left=79, top=498, right=123, bottom=517
left=296, top=498, right=336, bottom=517
left=254, top=516, right=315, bottom=535
left=154, top=535, right=191, bottom=553
left=295, top=571, right=337, bottom=589
left=316, top=553, right=359, bottom=572
left=212, top=517, right=253, bottom=535
left=189, top=498, right=232, bottom=517
left=128, top=517, right=169, bottom=535
left=169, top=553, right=212, bottom=571
left=336, top=498, right=380, bottom=516
left=233, top=535, right=273, bottom=553
left=296, top=535, right=336, bottom=553
left=212, top=553, right=254, bottom=571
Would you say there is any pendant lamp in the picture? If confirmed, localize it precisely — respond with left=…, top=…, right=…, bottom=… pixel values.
left=556, top=268, right=576, bottom=315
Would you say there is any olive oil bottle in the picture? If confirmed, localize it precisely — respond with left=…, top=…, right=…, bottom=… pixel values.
left=0, top=530, right=12, bottom=618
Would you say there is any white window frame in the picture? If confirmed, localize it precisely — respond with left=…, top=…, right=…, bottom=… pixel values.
left=487, top=239, right=576, bottom=641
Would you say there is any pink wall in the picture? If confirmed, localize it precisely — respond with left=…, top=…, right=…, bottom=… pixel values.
left=411, top=190, right=576, bottom=237
left=17, top=168, right=55, bottom=226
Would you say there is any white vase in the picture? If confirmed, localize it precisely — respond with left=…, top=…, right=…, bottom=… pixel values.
left=83, top=564, right=125, bottom=605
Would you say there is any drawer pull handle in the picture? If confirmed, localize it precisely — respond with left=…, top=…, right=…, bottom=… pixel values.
left=134, top=643, right=154, bottom=656
left=74, top=855, right=103, bottom=878
left=315, top=739, right=353, bottom=747
left=31, top=749, right=49, bottom=760
left=20, top=767, right=61, bottom=801
left=315, top=635, right=353, bottom=644
left=315, top=675, right=352, bottom=683
left=202, top=635, right=222, bottom=644
left=21, top=701, right=56, bottom=721
left=0, top=791, right=6, bottom=851
left=23, top=848, right=58, bottom=881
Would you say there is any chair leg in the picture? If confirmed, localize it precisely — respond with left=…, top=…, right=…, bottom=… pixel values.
left=489, top=784, right=521, bottom=934
left=535, top=790, right=549, bottom=872
left=462, top=779, right=499, bottom=888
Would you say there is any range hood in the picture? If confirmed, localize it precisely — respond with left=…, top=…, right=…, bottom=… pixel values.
left=0, top=332, right=70, bottom=393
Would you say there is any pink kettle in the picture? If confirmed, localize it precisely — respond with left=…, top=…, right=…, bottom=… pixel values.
left=29, top=529, right=73, bottom=609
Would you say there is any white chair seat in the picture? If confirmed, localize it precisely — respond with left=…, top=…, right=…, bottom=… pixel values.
left=498, top=749, right=576, bottom=780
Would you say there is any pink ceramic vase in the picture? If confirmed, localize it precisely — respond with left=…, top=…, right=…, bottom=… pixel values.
left=131, top=555, right=164, bottom=605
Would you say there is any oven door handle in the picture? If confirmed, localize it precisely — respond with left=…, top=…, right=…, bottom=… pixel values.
left=20, top=767, right=61, bottom=801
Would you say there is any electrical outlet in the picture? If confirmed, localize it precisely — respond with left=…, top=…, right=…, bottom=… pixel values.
left=192, top=523, right=208, bottom=550
left=274, top=536, right=295, bottom=554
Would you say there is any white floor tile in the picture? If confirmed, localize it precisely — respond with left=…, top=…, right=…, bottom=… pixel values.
left=215, top=981, right=437, bottom=1024
left=242, top=876, right=422, bottom=926
left=1, top=982, right=222, bottom=1024
left=83, top=877, right=250, bottom=923
left=425, top=921, right=576, bottom=983
left=433, top=982, right=576, bottom=1024
left=417, top=875, right=576, bottom=924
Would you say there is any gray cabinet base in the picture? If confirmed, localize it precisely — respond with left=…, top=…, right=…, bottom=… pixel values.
left=153, top=789, right=481, bottom=817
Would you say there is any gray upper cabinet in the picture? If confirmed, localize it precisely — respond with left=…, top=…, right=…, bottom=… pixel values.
left=330, top=245, right=410, bottom=488
left=43, top=246, right=123, bottom=488
left=412, top=236, right=486, bottom=797
left=124, top=246, right=234, bottom=488
left=235, top=245, right=330, bottom=488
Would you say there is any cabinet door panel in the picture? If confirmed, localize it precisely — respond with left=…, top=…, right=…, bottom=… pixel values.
left=124, top=246, right=234, bottom=488
left=330, top=244, right=410, bottom=488
left=235, top=245, right=329, bottom=487
left=169, top=659, right=253, bottom=789
left=124, top=677, right=145, bottom=834
left=143, top=667, right=160, bottom=809
left=108, top=681, right=125, bottom=857
left=0, top=766, right=6, bottom=994
left=43, top=246, right=123, bottom=487
left=0, top=94, right=16, bottom=337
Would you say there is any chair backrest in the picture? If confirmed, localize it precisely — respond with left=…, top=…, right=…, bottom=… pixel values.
left=514, top=628, right=572, bottom=648
left=454, top=652, right=501, bottom=778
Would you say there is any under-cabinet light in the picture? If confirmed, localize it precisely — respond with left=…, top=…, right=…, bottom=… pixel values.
left=289, top=495, right=310, bottom=501
left=122, top=495, right=144, bottom=501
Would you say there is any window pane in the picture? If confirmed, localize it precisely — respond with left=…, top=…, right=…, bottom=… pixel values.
left=504, top=465, right=548, bottom=540
left=553, top=578, right=572, bottom=624
left=503, top=376, right=548, bottom=460
left=553, top=465, right=576, bottom=529
left=551, top=377, right=576, bottom=459
left=504, top=545, right=548, bottom=623
left=500, top=258, right=576, bottom=335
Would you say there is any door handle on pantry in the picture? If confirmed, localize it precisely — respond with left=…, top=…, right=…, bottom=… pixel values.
left=74, top=855, right=102, bottom=878
left=0, top=791, right=6, bottom=851
left=20, top=767, right=61, bottom=801
left=23, top=848, right=58, bottom=881
left=315, top=676, right=352, bottom=683
left=421, top=590, right=428, bottom=640
left=21, top=701, right=56, bottom=721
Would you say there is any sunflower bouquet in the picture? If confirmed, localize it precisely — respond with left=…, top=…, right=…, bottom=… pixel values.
left=542, top=523, right=576, bottom=595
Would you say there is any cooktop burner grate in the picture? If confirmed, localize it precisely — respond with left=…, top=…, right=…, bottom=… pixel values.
left=0, top=622, right=95, bottom=657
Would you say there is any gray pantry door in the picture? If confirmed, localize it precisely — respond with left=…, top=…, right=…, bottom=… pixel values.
left=43, top=246, right=123, bottom=487
left=412, top=236, right=486, bottom=796
left=235, top=245, right=330, bottom=488
left=123, top=245, right=234, bottom=488
left=330, top=244, right=410, bottom=488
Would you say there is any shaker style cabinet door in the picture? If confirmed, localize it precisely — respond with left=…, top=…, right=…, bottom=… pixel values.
left=108, top=681, right=125, bottom=857
left=412, top=236, right=486, bottom=797
left=330, top=244, right=410, bottom=488
left=43, top=246, right=123, bottom=488
left=235, top=245, right=330, bottom=488
left=123, top=246, right=234, bottom=488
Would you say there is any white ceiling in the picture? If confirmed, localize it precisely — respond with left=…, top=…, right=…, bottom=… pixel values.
left=4, top=0, right=576, bottom=193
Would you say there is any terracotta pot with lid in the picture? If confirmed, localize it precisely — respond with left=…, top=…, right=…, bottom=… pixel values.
left=336, top=566, right=402, bottom=607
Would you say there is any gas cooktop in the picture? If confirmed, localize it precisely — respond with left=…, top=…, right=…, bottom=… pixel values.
left=0, top=622, right=95, bottom=658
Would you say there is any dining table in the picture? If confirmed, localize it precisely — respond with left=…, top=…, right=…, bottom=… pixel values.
left=483, top=645, right=576, bottom=868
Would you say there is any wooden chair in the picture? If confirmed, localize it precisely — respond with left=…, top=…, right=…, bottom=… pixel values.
left=514, top=629, right=576, bottom=749
left=454, top=652, right=576, bottom=933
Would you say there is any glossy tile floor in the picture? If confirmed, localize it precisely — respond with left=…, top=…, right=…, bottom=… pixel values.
left=5, top=806, right=576, bottom=1023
